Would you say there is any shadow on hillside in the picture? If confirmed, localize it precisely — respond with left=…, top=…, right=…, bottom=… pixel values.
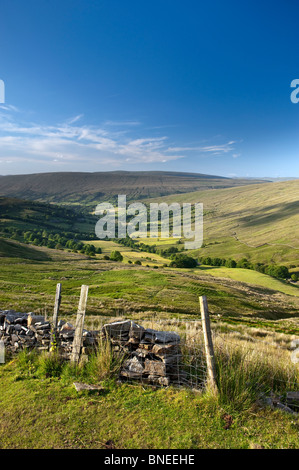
left=0, top=239, right=52, bottom=262
left=237, top=201, right=299, bottom=227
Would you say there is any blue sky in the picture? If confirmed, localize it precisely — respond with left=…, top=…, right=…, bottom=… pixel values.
left=0, top=0, right=298, bottom=177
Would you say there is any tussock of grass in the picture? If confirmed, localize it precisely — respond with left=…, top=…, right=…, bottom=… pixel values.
left=213, top=337, right=299, bottom=411
left=138, top=318, right=299, bottom=411
left=14, top=339, right=126, bottom=385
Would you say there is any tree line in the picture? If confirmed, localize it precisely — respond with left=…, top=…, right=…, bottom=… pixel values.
left=1, top=226, right=294, bottom=280
left=1, top=226, right=101, bottom=257
left=198, top=256, right=291, bottom=280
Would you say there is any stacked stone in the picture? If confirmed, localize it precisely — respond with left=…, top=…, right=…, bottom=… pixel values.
left=57, top=321, right=98, bottom=359
left=1, top=310, right=185, bottom=387
left=0, top=310, right=35, bottom=353
left=0, top=309, right=98, bottom=358
left=101, top=320, right=185, bottom=387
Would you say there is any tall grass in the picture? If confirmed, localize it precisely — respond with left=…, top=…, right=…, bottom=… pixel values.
left=80, top=338, right=126, bottom=382
left=214, top=337, right=299, bottom=410
left=148, top=318, right=299, bottom=410
left=14, top=318, right=298, bottom=415
left=15, top=338, right=126, bottom=384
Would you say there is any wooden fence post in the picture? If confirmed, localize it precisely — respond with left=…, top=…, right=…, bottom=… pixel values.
left=199, top=295, right=218, bottom=394
left=0, top=339, right=5, bottom=364
left=50, top=283, right=62, bottom=353
left=53, top=283, right=62, bottom=329
left=70, top=285, right=89, bottom=363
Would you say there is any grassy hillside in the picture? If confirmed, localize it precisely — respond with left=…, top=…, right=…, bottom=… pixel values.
left=0, top=171, right=266, bottom=206
left=0, top=240, right=298, bottom=449
left=1, top=358, right=298, bottom=449
left=0, top=196, right=96, bottom=234
left=143, top=179, right=299, bottom=266
left=0, top=240, right=298, bottom=333
left=0, top=238, right=51, bottom=261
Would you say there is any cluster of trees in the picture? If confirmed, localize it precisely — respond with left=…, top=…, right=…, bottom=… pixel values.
left=114, top=237, right=157, bottom=254
left=169, top=253, right=198, bottom=268
left=198, top=256, right=290, bottom=280
left=109, top=250, right=123, bottom=262
left=114, top=236, right=185, bottom=259
left=1, top=227, right=101, bottom=257
left=4, top=220, right=294, bottom=279
left=114, top=236, right=291, bottom=279
left=156, top=246, right=180, bottom=257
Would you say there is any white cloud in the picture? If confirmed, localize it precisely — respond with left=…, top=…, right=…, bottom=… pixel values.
left=0, top=107, right=241, bottom=172
left=65, top=114, right=84, bottom=124
left=0, top=111, right=183, bottom=168
left=166, top=141, right=237, bottom=155
left=103, top=120, right=141, bottom=127
left=0, top=104, right=20, bottom=112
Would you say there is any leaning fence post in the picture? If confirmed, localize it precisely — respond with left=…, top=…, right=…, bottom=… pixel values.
left=50, top=283, right=61, bottom=353
left=53, top=283, right=62, bottom=329
left=199, top=295, right=218, bottom=394
left=0, top=339, right=5, bottom=364
left=70, top=285, right=89, bottom=364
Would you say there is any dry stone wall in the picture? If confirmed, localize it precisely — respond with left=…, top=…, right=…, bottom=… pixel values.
left=101, top=320, right=186, bottom=386
left=0, top=309, right=98, bottom=358
left=0, top=311, right=186, bottom=387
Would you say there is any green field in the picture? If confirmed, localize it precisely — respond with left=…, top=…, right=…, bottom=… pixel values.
left=197, top=265, right=299, bottom=298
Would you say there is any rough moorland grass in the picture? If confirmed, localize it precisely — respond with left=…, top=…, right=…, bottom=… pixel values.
left=0, top=342, right=298, bottom=449
left=0, top=244, right=298, bottom=334
left=135, top=317, right=299, bottom=412
left=215, top=343, right=299, bottom=411
left=15, top=339, right=125, bottom=384
left=143, top=179, right=299, bottom=266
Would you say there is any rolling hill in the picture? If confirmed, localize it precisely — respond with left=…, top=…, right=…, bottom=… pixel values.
left=144, top=179, right=299, bottom=266
left=0, top=196, right=96, bottom=236
left=1, top=174, right=298, bottom=267
left=0, top=171, right=267, bottom=206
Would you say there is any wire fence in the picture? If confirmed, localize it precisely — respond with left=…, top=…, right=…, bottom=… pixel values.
left=104, top=318, right=209, bottom=391
left=94, top=312, right=299, bottom=412
left=1, top=285, right=298, bottom=413
left=211, top=321, right=299, bottom=411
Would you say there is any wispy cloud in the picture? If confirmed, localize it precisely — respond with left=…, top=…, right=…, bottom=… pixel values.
left=166, top=140, right=238, bottom=156
left=103, top=120, right=141, bottom=127
left=65, top=114, right=84, bottom=124
left=0, top=107, right=240, bottom=173
left=0, top=109, right=183, bottom=169
left=0, top=104, right=19, bottom=112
